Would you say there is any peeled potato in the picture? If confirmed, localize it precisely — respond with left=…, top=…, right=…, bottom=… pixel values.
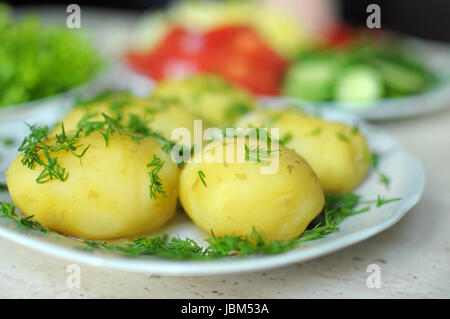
left=236, top=109, right=371, bottom=194
left=152, top=74, right=256, bottom=127
left=6, top=131, right=180, bottom=240
left=179, top=137, right=324, bottom=241
left=52, top=92, right=196, bottom=144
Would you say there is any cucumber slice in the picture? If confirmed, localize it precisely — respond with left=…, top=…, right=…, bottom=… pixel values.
left=334, top=65, right=383, bottom=105
left=375, top=58, right=430, bottom=95
left=283, top=58, right=340, bottom=101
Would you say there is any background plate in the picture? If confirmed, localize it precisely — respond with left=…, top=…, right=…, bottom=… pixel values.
left=263, top=38, right=450, bottom=121
left=0, top=107, right=425, bottom=276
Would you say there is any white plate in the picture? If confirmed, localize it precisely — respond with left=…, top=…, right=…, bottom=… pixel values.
left=0, top=66, right=151, bottom=125
left=0, top=107, right=425, bottom=276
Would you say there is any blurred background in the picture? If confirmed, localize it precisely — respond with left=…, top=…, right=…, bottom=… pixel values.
left=1, top=0, right=450, bottom=118
left=7, top=0, right=450, bottom=42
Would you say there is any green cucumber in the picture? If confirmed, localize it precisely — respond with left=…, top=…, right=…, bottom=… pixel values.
left=334, top=65, right=383, bottom=104
left=283, top=58, right=340, bottom=101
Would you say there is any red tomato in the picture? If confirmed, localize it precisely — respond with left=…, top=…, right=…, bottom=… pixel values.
left=126, top=25, right=289, bottom=95
left=321, top=25, right=354, bottom=48
left=126, top=28, right=207, bottom=80
left=201, top=25, right=288, bottom=95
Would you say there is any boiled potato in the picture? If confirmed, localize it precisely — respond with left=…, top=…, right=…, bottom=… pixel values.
left=6, top=130, right=180, bottom=240
left=152, top=74, right=256, bottom=127
left=52, top=92, right=196, bottom=144
left=179, top=137, right=324, bottom=241
left=236, top=109, right=371, bottom=194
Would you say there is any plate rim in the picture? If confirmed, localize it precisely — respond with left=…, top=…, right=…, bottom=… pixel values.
left=0, top=123, right=426, bottom=276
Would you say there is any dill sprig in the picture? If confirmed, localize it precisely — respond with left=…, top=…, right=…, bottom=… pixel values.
left=97, top=236, right=208, bottom=260
left=76, top=111, right=175, bottom=152
left=0, top=192, right=401, bottom=259
left=299, top=193, right=369, bottom=242
left=198, top=170, right=207, bottom=188
left=0, top=136, right=14, bottom=146
left=207, top=227, right=299, bottom=257
left=18, top=124, right=90, bottom=184
left=0, top=202, right=50, bottom=233
left=245, top=144, right=278, bottom=163
left=336, top=131, right=350, bottom=143
left=147, top=155, right=167, bottom=200
left=279, top=133, right=293, bottom=145
left=367, top=152, right=390, bottom=188
left=362, top=195, right=401, bottom=207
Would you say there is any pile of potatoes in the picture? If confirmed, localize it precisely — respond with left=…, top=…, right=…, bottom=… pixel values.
left=6, top=75, right=371, bottom=241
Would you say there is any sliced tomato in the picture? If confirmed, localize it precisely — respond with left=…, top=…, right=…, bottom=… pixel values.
left=201, top=25, right=288, bottom=95
left=126, top=25, right=289, bottom=95
left=126, top=28, right=207, bottom=80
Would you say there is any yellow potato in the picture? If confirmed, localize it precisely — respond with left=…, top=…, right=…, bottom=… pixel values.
left=152, top=74, right=256, bottom=127
left=236, top=109, right=371, bottom=194
left=179, top=137, right=324, bottom=241
left=6, top=130, right=180, bottom=240
left=52, top=92, right=196, bottom=144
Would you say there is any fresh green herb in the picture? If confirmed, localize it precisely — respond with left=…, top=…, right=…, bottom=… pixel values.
left=0, top=4, right=102, bottom=108
left=337, top=131, right=350, bottom=143
left=207, top=227, right=300, bottom=257
left=0, top=192, right=401, bottom=259
left=307, top=127, right=322, bottom=136
left=76, top=110, right=175, bottom=153
left=225, top=103, right=251, bottom=122
left=0, top=183, right=7, bottom=191
left=279, top=133, right=293, bottom=145
left=198, top=170, right=207, bottom=188
left=18, top=124, right=89, bottom=184
left=352, top=125, right=360, bottom=135
left=147, top=155, right=167, bottom=200
left=370, top=152, right=380, bottom=168
left=264, top=115, right=281, bottom=127
left=363, top=195, right=401, bottom=207
left=0, top=136, right=14, bottom=146
left=244, top=144, right=277, bottom=163
left=367, top=152, right=390, bottom=188
left=0, top=202, right=50, bottom=233
left=91, top=236, right=208, bottom=260
left=299, top=193, right=370, bottom=242
left=379, top=173, right=390, bottom=187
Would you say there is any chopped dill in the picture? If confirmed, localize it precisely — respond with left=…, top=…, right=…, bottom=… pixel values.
left=362, top=195, right=401, bottom=207
left=18, top=124, right=90, bottom=184
left=307, top=127, right=322, bottom=136
left=279, top=133, right=293, bottom=145
left=0, top=202, right=50, bottom=233
left=367, top=152, right=390, bottom=189
left=0, top=136, right=14, bottom=146
left=379, top=173, right=390, bottom=187
left=0, top=192, right=401, bottom=259
left=147, top=155, right=167, bottom=200
left=76, top=111, right=175, bottom=153
left=244, top=144, right=277, bottom=163
left=198, top=170, right=207, bottom=188
left=225, top=102, right=251, bottom=121
left=337, top=131, right=350, bottom=143
left=299, top=193, right=369, bottom=242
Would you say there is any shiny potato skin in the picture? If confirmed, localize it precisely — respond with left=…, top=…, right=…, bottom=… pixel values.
left=52, top=92, right=196, bottom=144
left=6, top=131, right=180, bottom=240
left=236, top=109, right=371, bottom=194
left=179, top=137, right=324, bottom=241
left=152, top=74, right=256, bottom=127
